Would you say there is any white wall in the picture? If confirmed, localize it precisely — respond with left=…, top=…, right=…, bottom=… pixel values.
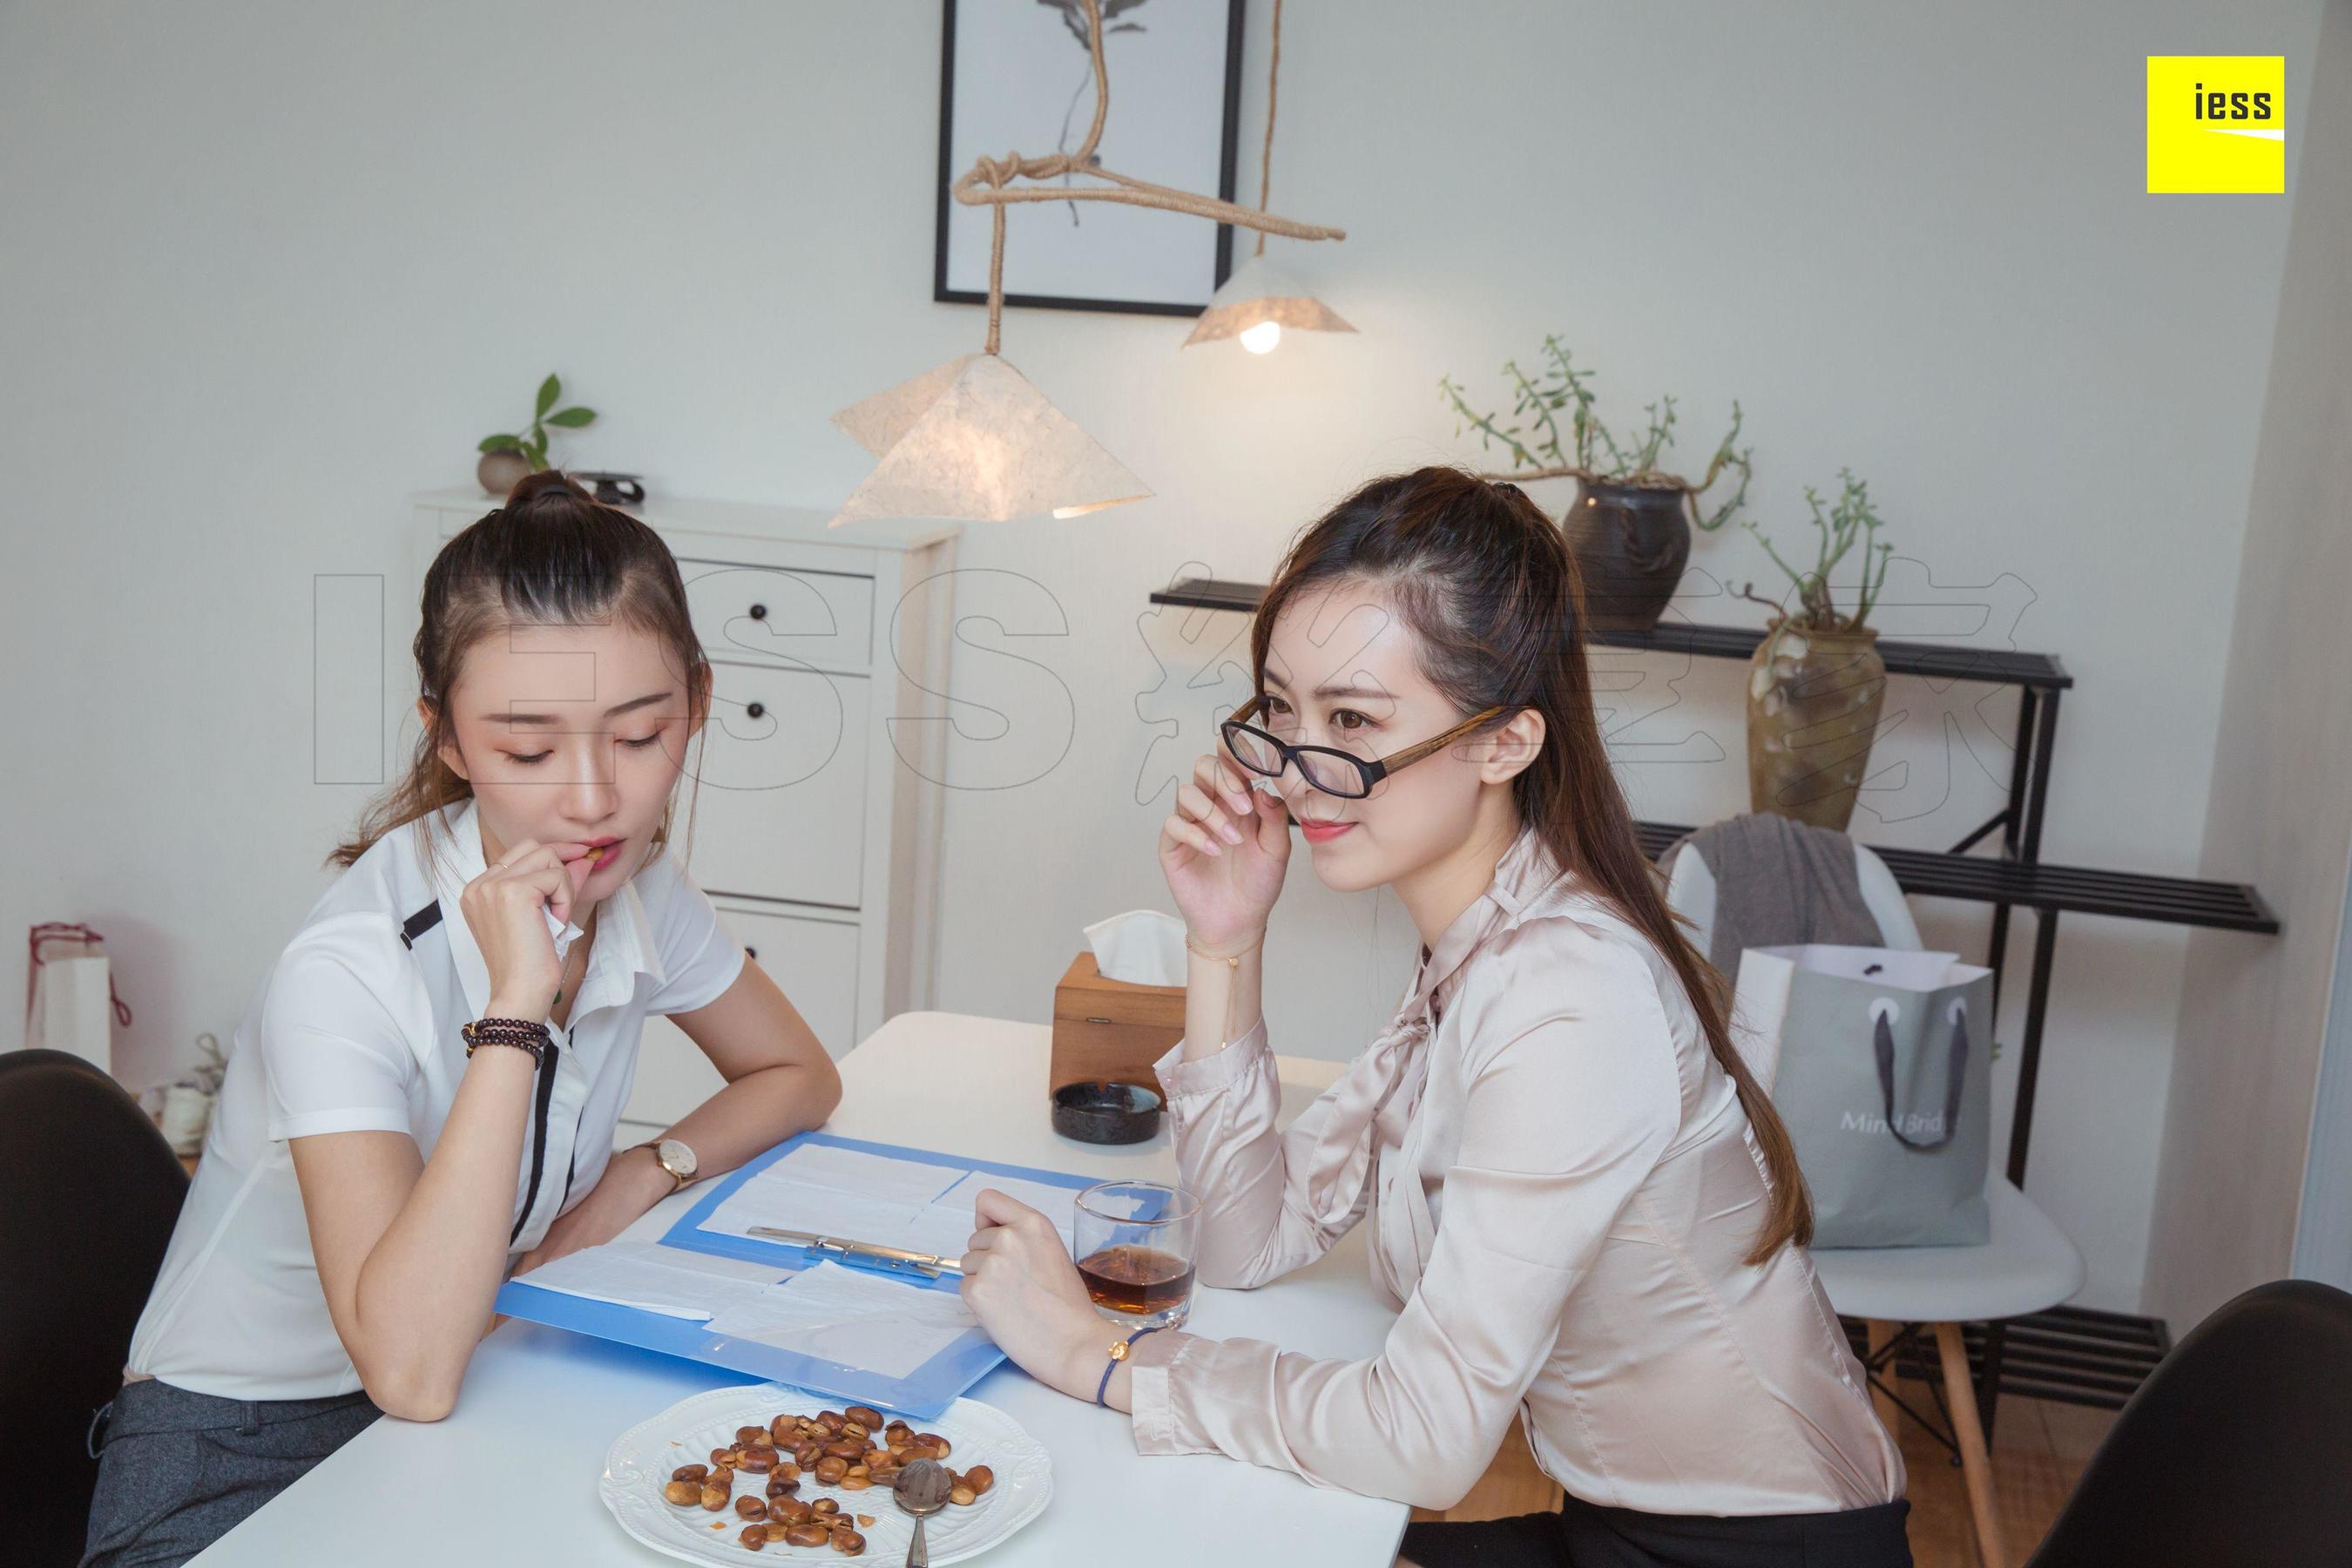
left=2144, top=0, right=2352, bottom=1329
left=0, top=0, right=2322, bottom=1313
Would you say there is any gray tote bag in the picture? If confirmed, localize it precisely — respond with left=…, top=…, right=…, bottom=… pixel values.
left=1734, top=944, right=1995, bottom=1249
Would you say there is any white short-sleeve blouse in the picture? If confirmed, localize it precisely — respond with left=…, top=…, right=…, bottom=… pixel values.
left=125, top=798, right=745, bottom=1400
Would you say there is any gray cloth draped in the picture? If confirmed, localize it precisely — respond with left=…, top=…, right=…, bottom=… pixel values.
left=1661, top=814, right=1889, bottom=974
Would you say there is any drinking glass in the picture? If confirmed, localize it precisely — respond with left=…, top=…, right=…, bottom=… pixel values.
left=1071, top=1180, right=1202, bottom=1330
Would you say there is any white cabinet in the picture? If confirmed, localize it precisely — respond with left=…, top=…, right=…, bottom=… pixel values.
left=693, top=661, right=873, bottom=909
left=409, top=490, right=959, bottom=1151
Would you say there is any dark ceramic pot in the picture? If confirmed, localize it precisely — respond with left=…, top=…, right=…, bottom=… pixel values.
left=1564, top=479, right=1692, bottom=631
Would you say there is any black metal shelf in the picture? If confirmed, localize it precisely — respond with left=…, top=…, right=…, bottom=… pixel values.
left=1633, top=821, right=2277, bottom=933
left=1149, top=578, right=2075, bottom=691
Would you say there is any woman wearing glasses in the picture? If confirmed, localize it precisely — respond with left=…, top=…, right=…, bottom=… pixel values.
left=956, top=468, right=1910, bottom=1568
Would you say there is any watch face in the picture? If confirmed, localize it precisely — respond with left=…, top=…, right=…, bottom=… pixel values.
left=657, top=1138, right=697, bottom=1178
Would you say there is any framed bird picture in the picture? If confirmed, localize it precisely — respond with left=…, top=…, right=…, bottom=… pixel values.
left=934, top=0, right=1247, bottom=316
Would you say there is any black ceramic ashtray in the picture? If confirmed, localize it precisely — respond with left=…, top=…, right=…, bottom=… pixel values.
left=1051, top=1080, right=1163, bottom=1145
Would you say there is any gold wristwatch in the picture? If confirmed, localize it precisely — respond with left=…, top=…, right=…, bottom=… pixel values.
left=630, top=1136, right=699, bottom=1194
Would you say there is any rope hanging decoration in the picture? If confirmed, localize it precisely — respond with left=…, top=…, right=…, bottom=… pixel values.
left=826, top=0, right=1344, bottom=527
left=951, top=0, right=1343, bottom=355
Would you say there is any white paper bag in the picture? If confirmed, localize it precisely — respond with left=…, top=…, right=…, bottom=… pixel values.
left=24, top=923, right=130, bottom=1074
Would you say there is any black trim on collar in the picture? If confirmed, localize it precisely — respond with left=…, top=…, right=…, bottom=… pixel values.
left=398, top=901, right=445, bottom=950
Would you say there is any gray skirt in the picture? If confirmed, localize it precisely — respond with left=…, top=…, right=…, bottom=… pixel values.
left=79, top=1376, right=381, bottom=1568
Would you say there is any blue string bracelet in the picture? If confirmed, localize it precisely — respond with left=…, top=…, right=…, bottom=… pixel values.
left=1095, top=1325, right=1163, bottom=1408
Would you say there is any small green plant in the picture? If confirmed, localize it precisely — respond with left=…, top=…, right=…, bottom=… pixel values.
left=1440, top=334, right=1754, bottom=530
left=478, top=374, right=596, bottom=472
left=1736, top=469, right=1894, bottom=632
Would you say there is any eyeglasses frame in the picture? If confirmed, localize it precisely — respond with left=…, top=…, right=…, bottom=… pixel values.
left=1221, top=695, right=1512, bottom=800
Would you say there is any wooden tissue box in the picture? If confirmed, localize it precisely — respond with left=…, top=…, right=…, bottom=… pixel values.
left=1049, top=950, right=1186, bottom=1094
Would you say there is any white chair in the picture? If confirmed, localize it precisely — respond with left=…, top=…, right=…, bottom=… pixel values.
left=1667, top=837, right=2085, bottom=1568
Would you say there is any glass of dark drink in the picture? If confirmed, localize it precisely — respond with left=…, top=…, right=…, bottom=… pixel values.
left=1071, top=1180, right=1203, bottom=1329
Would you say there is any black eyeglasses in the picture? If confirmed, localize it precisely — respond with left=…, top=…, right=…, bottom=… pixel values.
left=1220, top=696, right=1510, bottom=800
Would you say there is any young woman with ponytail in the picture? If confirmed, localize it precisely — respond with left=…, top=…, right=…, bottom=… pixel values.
left=82, top=473, right=841, bottom=1568
left=956, top=469, right=1909, bottom=1567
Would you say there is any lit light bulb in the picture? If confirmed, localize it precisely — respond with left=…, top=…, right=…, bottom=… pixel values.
left=1239, top=320, right=1283, bottom=355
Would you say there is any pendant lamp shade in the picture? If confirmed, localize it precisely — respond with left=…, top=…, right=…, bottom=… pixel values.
left=1180, top=254, right=1355, bottom=349
left=827, top=352, right=1153, bottom=527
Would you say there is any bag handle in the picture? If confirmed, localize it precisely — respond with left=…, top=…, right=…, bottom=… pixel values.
left=26, top=922, right=134, bottom=1029
left=1871, top=999, right=1968, bottom=1152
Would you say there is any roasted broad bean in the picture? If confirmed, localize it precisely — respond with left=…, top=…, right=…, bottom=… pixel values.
left=664, top=1480, right=702, bottom=1506
left=784, top=1522, right=832, bottom=1548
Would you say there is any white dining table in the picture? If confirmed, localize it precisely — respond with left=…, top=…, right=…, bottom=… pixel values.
left=191, top=1010, right=1410, bottom=1567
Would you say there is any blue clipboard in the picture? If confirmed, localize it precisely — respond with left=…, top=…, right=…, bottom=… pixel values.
left=491, top=1132, right=1100, bottom=1419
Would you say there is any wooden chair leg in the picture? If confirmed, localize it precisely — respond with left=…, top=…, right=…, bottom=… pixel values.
left=1934, top=1321, right=2009, bottom=1568
left=1865, top=1319, right=1903, bottom=1438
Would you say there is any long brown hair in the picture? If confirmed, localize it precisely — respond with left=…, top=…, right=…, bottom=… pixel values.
left=1253, top=466, right=1812, bottom=1263
left=330, top=470, right=712, bottom=876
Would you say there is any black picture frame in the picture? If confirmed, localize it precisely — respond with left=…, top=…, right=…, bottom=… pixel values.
left=934, top=0, right=1246, bottom=319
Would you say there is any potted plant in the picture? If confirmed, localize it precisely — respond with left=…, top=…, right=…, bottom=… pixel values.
left=1736, top=470, right=1894, bottom=831
left=476, top=374, right=597, bottom=496
left=1441, top=335, right=1753, bottom=629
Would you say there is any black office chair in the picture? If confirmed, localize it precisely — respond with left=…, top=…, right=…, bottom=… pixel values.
left=2026, top=1278, right=2352, bottom=1567
left=0, top=1050, right=190, bottom=1568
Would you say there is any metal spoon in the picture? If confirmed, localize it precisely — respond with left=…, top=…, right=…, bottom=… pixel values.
left=893, top=1458, right=953, bottom=1568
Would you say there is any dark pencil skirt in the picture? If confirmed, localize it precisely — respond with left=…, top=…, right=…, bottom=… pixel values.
left=79, top=1376, right=382, bottom=1568
left=1400, top=1491, right=1914, bottom=1568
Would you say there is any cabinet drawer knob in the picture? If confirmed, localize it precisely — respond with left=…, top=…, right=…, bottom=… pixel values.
left=746, top=701, right=766, bottom=720
left=748, top=602, right=768, bottom=620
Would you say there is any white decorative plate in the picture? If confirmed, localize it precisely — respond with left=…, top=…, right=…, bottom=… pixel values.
left=601, top=1383, right=1051, bottom=1565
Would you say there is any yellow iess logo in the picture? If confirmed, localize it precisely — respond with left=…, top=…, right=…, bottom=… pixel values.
left=2147, top=57, right=2286, bottom=193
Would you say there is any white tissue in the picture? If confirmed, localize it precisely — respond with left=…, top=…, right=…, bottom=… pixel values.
left=1083, top=909, right=1188, bottom=987
left=545, top=906, right=585, bottom=962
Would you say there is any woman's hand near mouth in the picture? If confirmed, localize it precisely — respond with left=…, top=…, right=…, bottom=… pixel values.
left=461, top=838, right=598, bottom=1019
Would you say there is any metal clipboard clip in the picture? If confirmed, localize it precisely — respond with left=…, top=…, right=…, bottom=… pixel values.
left=749, top=1227, right=966, bottom=1281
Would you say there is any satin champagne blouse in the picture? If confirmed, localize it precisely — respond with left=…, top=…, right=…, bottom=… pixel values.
left=1124, top=824, right=1905, bottom=1516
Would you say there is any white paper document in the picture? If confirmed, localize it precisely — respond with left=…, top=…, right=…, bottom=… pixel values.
left=699, top=1147, right=1077, bottom=1258
left=936, top=1170, right=1088, bottom=1231
left=704, top=1261, right=982, bottom=1378
left=511, top=1240, right=786, bottom=1321
left=768, top=1145, right=967, bottom=1204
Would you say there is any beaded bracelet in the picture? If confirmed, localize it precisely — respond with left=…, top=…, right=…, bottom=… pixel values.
left=459, top=1017, right=553, bottom=1064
